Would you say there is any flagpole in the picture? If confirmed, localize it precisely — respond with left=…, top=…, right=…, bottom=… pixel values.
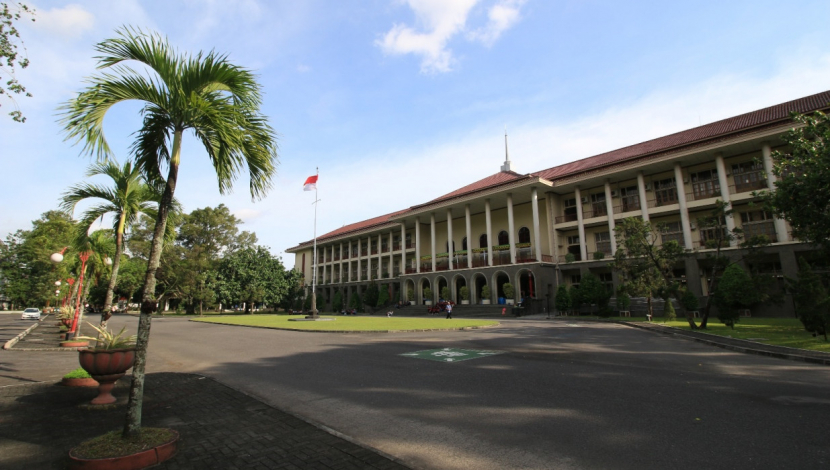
left=310, top=167, right=319, bottom=319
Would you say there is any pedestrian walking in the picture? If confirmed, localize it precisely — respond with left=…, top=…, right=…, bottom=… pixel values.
left=445, top=302, right=453, bottom=319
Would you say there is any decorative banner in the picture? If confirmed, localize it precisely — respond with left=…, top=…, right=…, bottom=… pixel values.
left=400, top=348, right=504, bottom=363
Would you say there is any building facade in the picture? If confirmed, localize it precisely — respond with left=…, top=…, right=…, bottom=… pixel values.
left=286, top=91, right=830, bottom=315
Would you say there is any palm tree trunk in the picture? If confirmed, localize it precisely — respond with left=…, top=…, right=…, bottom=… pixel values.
left=102, top=213, right=126, bottom=328
left=124, top=130, right=182, bottom=438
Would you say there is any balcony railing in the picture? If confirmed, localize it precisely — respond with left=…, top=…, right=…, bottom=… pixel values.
left=616, top=195, right=641, bottom=213
left=741, top=221, right=777, bottom=243
left=555, top=213, right=578, bottom=223
left=381, top=246, right=389, bottom=253
left=690, top=182, right=720, bottom=200
left=595, top=241, right=612, bottom=255
left=516, top=247, right=535, bottom=263
left=405, top=241, right=413, bottom=249
left=371, top=248, right=378, bottom=255
left=343, top=253, right=349, bottom=260
left=393, top=242, right=401, bottom=250
left=472, top=252, right=488, bottom=267
left=405, top=267, right=417, bottom=274
left=333, top=254, right=340, bottom=261
left=360, top=249, right=367, bottom=256
left=382, top=272, right=390, bottom=279
left=585, top=203, right=607, bottom=218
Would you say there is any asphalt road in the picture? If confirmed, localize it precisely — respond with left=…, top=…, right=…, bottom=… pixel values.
left=4, top=313, right=830, bottom=469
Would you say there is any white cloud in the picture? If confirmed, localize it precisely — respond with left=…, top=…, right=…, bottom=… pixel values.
left=377, top=0, right=525, bottom=74
left=467, top=0, right=525, bottom=46
left=33, top=3, right=95, bottom=38
left=296, top=64, right=311, bottom=73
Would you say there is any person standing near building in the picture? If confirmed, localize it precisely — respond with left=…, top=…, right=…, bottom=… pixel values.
left=445, top=302, right=453, bottom=319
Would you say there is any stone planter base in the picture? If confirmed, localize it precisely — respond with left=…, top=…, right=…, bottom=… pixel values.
left=62, top=377, right=99, bottom=387
left=481, top=300, right=491, bottom=305
left=68, top=429, right=179, bottom=470
left=506, top=300, right=515, bottom=305
left=461, top=300, right=470, bottom=305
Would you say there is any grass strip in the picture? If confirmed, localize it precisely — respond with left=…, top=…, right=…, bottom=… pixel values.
left=192, top=315, right=498, bottom=332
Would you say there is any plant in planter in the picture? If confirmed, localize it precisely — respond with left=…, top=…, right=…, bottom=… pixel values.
left=503, top=283, right=516, bottom=305
left=565, top=252, right=576, bottom=263
left=77, top=323, right=137, bottom=405
left=62, top=367, right=98, bottom=387
left=481, top=285, right=491, bottom=304
left=423, top=287, right=433, bottom=305
left=407, top=288, right=414, bottom=305
left=441, top=286, right=451, bottom=301
left=459, top=286, right=470, bottom=305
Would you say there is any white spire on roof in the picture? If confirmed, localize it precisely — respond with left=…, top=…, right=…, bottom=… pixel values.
left=501, top=127, right=514, bottom=172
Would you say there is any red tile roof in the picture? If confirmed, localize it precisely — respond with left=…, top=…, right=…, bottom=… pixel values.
left=289, top=90, right=830, bottom=250
left=533, top=90, right=830, bottom=181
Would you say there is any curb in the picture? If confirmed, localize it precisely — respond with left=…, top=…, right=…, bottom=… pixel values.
left=619, top=321, right=830, bottom=366
left=3, top=320, right=42, bottom=350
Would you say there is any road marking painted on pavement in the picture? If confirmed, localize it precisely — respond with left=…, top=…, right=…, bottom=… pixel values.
left=400, top=347, right=504, bottom=363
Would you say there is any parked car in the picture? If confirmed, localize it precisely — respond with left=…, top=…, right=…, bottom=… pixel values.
left=21, top=308, right=41, bottom=320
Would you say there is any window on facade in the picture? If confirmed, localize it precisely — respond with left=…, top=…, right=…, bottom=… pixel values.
left=518, top=227, right=530, bottom=244
left=498, top=230, right=509, bottom=245
left=562, top=198, right=578, bottom=222
left=732, top=161, right=766, bottom=193
left=479, top=234, right=488, bottom=248
left=570, top=274, right=581, bottom=286
left=567, top=235, right=580, bottom=246
left=405, top=234, right=412, bottom=248
left=590, top=193, right=607, bottom=217
left=595, top=232, right=612, bottom=254
left=462, top=237, right=467, bottom=250
left=620, top=186, right=641, bottom=212
left=660, top=221, right=684, bottom=246
left=740, top=210, right=777, bottom=242
left=445, top=241, right=455, bottom=252
left=653, top=178, right=678, bottom=206
left=690, top=169, right=720, bottom=200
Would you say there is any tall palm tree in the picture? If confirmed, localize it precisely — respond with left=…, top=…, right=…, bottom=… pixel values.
left=61, top=160, right=158, bottom=327
left=59, top=27, right=278, bottom=437
left=70, top=227, right=115, bottom=338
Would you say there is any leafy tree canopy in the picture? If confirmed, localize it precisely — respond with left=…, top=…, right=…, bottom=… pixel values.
left=1, top=2, right=34, bottom=122
left=215, top=245, right=297, bottom=312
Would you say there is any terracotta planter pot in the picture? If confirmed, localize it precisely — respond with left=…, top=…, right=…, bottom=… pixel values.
left=62, top=377, right=99, bottom=387
left=61, top=319, right=72, bottom=327
left=78, top=348, right=136, bottom=405
left=68, top=429, right=179, bottom=470
left=61, top=341, right=90, bottom=348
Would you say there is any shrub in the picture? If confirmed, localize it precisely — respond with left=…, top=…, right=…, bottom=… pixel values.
left=406, top=287, right=414, bottom=301
left=789, top=259, right=830, bottom=340
left=680, top=289, right=699, bottom=312
left=332, top=290, right=343, bottom=311
left=502, top=283, right=515, bottom=299
left=349, top=292, right=362, bottom=312
left=616, top=291, right=631, bottom=311
left=480, top=285, right=490, bottom=301
left=565, top=252, right=576, bottom=263
left=555, top=285, right=570, bottom=314
left=377, top=285, right=389, bottom=307
left=441, top=286, right=451, bottom=301
left=593, top=251, right=605, bottom=260
left=423, top=287, right=433, bottom=303
left=63, top=367, right=92, bottom=379
left=714, top=264, right=758, bottom=329
left=664, top=298, right=677, bottom=321
left=459, top=286, right=470, bottom=301
left=77, top=324, right=136, bottom=350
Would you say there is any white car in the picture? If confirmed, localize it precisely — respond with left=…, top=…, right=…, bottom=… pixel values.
left=21, top=308, right=41, bottom=320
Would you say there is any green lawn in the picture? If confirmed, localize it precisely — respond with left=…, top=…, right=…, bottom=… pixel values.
left=191, top=315, right=499, bottom=332
left=618, top=316, right=830, bottom=353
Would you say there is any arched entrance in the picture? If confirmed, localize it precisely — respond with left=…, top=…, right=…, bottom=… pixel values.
left=493, top=271, right=510, bottom=303
left=452, top=274, right=467, bottom=303
left=435, top=276, right=449, bottom=301
left=517, top=268, right=537, bottom=301
left=473, top=273, right=487, bottom=304
left=419, top=277, right=431, bottom=304
left=404, top=279, right=416, bottom=304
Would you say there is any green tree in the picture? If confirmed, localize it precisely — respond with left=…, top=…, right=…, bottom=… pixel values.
left=216, top=246, right=293, bottom=313
left=378, top=284, right=389, bottom=307
left=332, top=290, right=343, bottom=311
left=61, top=160, right=161, bottom=325
left=59, top=27, right=279, bottom=437
left=612, top=217, right=689, bottom=326
left=0, top=211, right=76, bottom=308
left=349, top=291, right=361, bottom=311
left=568, top=285, right=581, bottom=313
left=712, top=264, right=758, bottom=329
left=1, top=2, right=35, bottom=122
left=554, top=284, right=570, bottom=315
left=364, top=281, right=379, bottom=310
left=579, top=273, right=611, bottom=316
left=788, top=259, right=830, bottom=340
left=766, top=111, right=830, bottom=256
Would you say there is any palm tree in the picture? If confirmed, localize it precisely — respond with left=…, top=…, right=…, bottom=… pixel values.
left=69, top=227, right=115, bottom=338
left=59, top=27, right=278, bottom=437
left=61, top=160, right=158, bottom=327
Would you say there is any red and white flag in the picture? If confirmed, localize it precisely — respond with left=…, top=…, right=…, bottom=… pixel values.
left=303, top=175, right=318, bottom=191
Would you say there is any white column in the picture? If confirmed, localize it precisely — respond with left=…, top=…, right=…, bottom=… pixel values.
left=377, top=233, right=382, bottom=279
left=674, top=163, right=693, bottom=249
left=465, top=204, right=472, bottom=269
left=415, top=217, right=421, bottom=273
left=715, top=153, right=737, bottom=246
left=547, top=193, right=558, bottom=261
left=762, top=142, right=788, bottom=242
left=507, top=193, right=516, bottom=264
left=430, top=213, right=437, bottom=272
left=400, top=223, right=406, bottom=275
left=485, top=199, right=493, bottom=266
left=348, top=241, right=352, bottom=282
left=574, top=187, right=588, bottom=261
left=446, top=209, right=454, bottom=271
left=531, top=187, right=542, bottom=261
left=357, top=242, right=361, bottom=281
left=604, top=181, right=616, bottom=255
left=339, top=242, right=344, bottom=283
left=323, top=249, right=328, bottom=284
left=637, top=171, right=650, bottom=222
left=388, top=231, right=394, bottom=276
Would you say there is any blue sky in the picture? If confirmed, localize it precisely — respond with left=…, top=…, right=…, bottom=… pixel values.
left=2, top=0, right=830, bottom=261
